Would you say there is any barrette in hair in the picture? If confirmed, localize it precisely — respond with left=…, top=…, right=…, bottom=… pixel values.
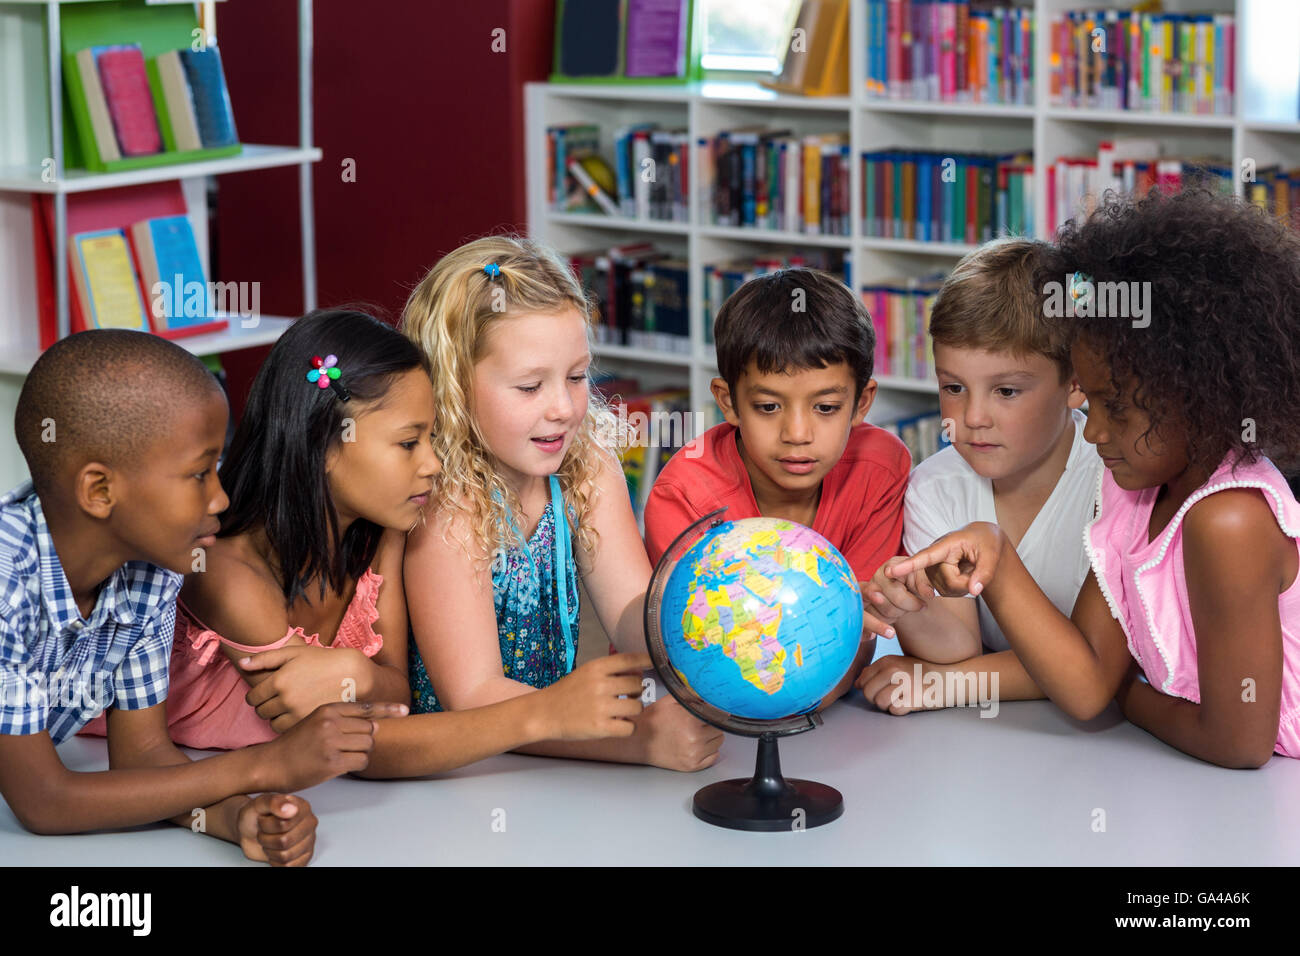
left=306, top=354, right=351, bottom=401
left=483, top=263, right=501, bottom=280
left=1068, top=270, right=1095, bottom=311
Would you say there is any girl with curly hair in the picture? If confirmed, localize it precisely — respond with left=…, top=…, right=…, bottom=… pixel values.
left=401, top=235, right=722, bottom=772
left=889, top=189, right=1300, bottom=767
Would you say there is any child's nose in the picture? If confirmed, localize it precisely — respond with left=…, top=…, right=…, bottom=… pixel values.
left=963, top=395, right=993, bottom=429
left=781, top=409, right=813, bottom=443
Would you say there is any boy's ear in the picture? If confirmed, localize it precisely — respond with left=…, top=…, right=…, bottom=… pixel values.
left=73, top=462, right=117, bottom=520
left=853, top=380, right=878, bottom=425
left=1065, top=375, right=1087, bottom=410
left=710, top=376, right=741, bottom=426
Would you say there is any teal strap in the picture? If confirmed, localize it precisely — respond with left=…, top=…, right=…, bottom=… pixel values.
left=550, top=474, right=576, bottom=674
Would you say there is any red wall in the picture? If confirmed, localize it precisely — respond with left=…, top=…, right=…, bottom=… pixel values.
left=214, top=0, right=555, bottom=416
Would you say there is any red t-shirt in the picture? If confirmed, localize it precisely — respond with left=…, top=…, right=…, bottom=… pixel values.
left=643, top=422, right=911, bottom=581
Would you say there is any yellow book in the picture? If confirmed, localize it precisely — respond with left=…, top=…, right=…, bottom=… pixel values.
left=69, top=229, right=147, bottom=330
left=803, top=136, right=821, bottom=234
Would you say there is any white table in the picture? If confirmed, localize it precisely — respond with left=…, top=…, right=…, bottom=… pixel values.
left=5, top=692, right=1298, bottom=866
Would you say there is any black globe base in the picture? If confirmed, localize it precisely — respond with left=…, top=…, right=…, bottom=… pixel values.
left=691, top=733, right=843, bottom=831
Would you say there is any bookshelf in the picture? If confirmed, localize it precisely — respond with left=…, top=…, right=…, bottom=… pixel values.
left=0, top=0, right=320, bottom=489
left=526, top=0, right=1300, bottom=434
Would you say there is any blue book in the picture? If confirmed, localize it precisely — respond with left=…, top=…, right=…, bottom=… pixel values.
left=129, top=215, right=210, bottom=330
left=178, top=47, right=238, bottom=148
left=916, top=152, right=933, bottom=242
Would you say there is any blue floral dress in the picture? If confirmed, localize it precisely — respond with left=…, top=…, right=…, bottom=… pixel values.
left=409, top=477, right=580, bottom=713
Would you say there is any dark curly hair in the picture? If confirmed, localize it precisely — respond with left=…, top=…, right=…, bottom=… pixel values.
left=1037, top=188, right=1300, bottom=475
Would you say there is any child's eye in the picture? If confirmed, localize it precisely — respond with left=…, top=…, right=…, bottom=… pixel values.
left=995, top=387, right=1021, bottom=399
left=815, top=404, right=842, bottom=415
left=940, top=384, right=964, bottom=395
left=400, top=440, right=418, bottom=450
left=753, top=403, right=779, bottom=414
left=518, top=384, right=541, bottom=394
left=569, top=373, right=588, bottom=383
left=193, top=469, right=210, bottom=482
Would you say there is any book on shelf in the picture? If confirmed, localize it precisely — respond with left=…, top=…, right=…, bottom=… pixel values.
left=1048, top=7, right=1234, bottom=115
left=590, top=375, right=693, bottom=528
left=703, top=250, right=849, bottom=345
left=570, top=243, right=690, bottom=353
left=72, top=48, right=123, bottom=163
left=68, top=228, right=150, bottom=332
left=862, top=148, right=1034, bottom=243
left=91, top=44, right=165, bottom=157
left=177, top=47, right=239, bottom=148
left=1245, top=167, right=1300, bottom=230
left=763, top=0, right=850, bottom=97
left=865, top=1, right=1035, bottom=105
left=861, top=274, right=944, bottom=382
left=1046, top=139, right=1233, bottom=235
left=150, top=49, right=203, bottom=152
left=701, top=128, right=851, bottom=235
left=128, top=214, right=228, bottom=339
left=877, top=408, right=952, bottom=468
left=552, top=0, right=698, bottom=83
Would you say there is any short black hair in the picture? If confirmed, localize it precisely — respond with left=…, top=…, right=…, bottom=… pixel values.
left=713, top=268, right=874, bottom=400
left=15, top=329, right=223, bottom=500
left=217, top=309, right=431, bottom=605
left=1036, top=188, right=1300, bottom=474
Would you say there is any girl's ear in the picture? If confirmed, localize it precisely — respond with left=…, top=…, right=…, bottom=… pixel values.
left=1066, top=376, right=1087, bottom=410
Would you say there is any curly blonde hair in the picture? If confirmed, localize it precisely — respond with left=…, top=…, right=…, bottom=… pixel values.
left=401, top=234, right=624, bottom=562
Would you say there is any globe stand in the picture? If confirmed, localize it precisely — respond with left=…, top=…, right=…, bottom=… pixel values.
left=645, top=509, right=856, bottom=833
left=692, top=731, right=844, bottom=832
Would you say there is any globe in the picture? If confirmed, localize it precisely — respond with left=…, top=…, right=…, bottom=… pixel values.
left=644, top=510, right=864, bottom=831
left=654, top=515, right=863, bottom=720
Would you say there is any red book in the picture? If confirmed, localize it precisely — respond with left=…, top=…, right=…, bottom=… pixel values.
left=95, top=45, right=162, bottom=156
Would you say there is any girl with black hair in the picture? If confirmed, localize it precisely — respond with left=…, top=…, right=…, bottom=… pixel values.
left=890, top=190, right=1300, bottom=768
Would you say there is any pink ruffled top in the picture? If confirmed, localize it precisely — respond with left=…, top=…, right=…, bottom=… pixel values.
left=80, top=569, right=385, bottom=750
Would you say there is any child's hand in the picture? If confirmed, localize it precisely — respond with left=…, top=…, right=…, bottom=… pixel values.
left=239, top=646, right=372, bottom=732
left=634, top=693, right=724, bottom=772
left=236, top=793, right=317, bottom=866
left=534, top=653, right=649, bottom=740
left=855, top=654, right=934, bottom=715
left=887, top=522, right=1006, bottom=598
left=861, top=556, right=933, bottom=631
left=260, top=700, right=408, bottom=791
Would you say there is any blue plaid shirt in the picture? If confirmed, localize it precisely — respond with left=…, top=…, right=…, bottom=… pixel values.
left=0, top=481, right=181, bottom=743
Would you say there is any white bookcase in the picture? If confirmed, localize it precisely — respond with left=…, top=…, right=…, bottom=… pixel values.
left=0, top=0, right=321, bottom=489
left=526, top=0, right=1300, bottom=430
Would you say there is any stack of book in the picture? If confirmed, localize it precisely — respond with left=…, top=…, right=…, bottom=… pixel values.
left=68, top=43, right=239, bottom=166
left=1246, top=167, right=1300, bottom=230
left=862, top=149, right=1035, bottom=243
left=569, top=244, right=690, bottom=353
left=861, top=274, right=944, bottom=382
left=864, top=0, right=1035, bottom=105
left=1047, top=139, right=1232, bottom=235
left=699, top=129, right=852, bottom=235
left=1047, top=7, right=1235, bottom=114
left=703, top=251, right=850, bottom=345
left=878, top=409, right=952, bottom=467
left=590, top=375, right=693, bottom=528
left=545, top=123, right=691, bottom=221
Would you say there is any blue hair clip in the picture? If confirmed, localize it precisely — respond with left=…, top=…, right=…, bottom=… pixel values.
left=484, top=263, right=501, bottom=280
left=1068, top=270, right=1094, bottom=310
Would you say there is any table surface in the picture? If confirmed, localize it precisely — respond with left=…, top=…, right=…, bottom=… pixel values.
left=5, top=691, right=1299, bottom=866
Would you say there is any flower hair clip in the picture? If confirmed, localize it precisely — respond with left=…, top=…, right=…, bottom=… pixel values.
left=1068, top=270, right=1095, bottom=312
left=306, top=354, right=351, bottom=401
left=483, top=263, right=501, bottom=280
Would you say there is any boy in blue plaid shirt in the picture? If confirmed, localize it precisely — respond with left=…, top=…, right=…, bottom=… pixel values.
left=0, top=330, right=405, bottom=864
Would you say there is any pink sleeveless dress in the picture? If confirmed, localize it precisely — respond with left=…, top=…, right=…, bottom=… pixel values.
left=79, top=569, right=385, bottom=750
left=1085, top=457, right=1300, bottom=758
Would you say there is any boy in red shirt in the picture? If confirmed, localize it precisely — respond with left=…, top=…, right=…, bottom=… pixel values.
left=644, top=268, right=910, bottom=704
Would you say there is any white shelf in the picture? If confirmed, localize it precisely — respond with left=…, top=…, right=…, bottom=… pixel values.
left=591, top=341, right=691, bottom=367
left=1043, top=107, right=1236, bottom=129
left=859, top=236, right=978, bottom=257
left=0, top=145, right=323, bottom=194
left=549, top=211, right=690, bottom=235
left=0, top=316, right=294, bottom=376
left=1243, top=120, right=1300, bottom=134
left=874, top=375, right=939, bottom=394
left=863, top=98, right=1034, bottom=119
left=700, top=225, right=853, bottom=247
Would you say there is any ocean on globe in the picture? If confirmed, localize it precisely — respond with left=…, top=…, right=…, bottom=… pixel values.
left=657, top=516, right=864, bottom=721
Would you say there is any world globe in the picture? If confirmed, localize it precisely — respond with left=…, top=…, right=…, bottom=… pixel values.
left=645, top=510, right=865, bottom=831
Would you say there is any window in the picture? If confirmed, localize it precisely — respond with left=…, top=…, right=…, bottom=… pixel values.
left=700, top=0, right=803, bottom=73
